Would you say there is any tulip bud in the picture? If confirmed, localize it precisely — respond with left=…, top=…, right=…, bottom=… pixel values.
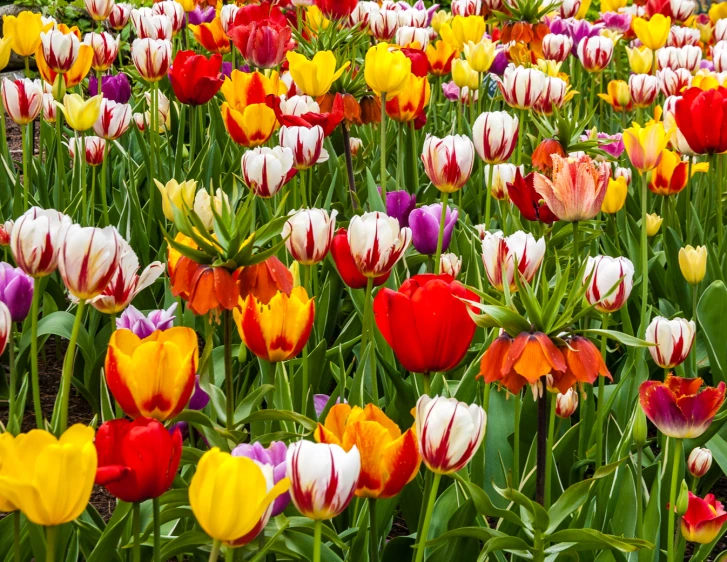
left=556, top=388, right=579, bottom=418
left=688, top=447, right=713, bottom=478
left=497, top=64, right=547, bottom=110
left=439, top=253, right=462, bottom=278
left=421, top=134, right=475, bottom=193
left=282, top=208, right=338, bottom=265
left=0, top=221, right=12, bottom=247
left=109, top=2, right=132, bottom=29
left=677, top=480, right=690, bottom=516
left=679, top=245, right=707, bottom=285
left=646, top=213, right=663, bottom=236
left=68, top=136, right=106, bottom=167
left=485, top=164, right=522, bottom=200
left=349, top=136, right=363, bottom=157
left=347, top=212, right=412, bottom=278
left=577, top=36, right=614, bottom=72
left=645, top=316, right=696, bottom=369
left=634, top=406, right=648, bottom=447
left=583, top=255, right=635, bottom=313
left=193, top=188, right=229, bottom=231
left=58, top=225, right=122, bottom=300
left=542, top=34, right=573, bottom=63
left=279, top=125, right=327, bottom=170
left=155, top=179, right=196, bottom=221
left=11, top=207, right=73, bottom=278
left=42, top=93, right=57, bottom=123
left=601, top=177, right=628, bottom=214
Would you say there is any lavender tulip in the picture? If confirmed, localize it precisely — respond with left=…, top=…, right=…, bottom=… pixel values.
left=0, top=263, right=33, bottom=322
left=313, top=393, right=346, bottom=418
left=116, top=303, right=177, bottom=338
left=88, top=73, right=132, bottom=104
left=600, top=12, right=631, bottom=33
left=232, top=441, right=290, bottom=516
left=409, top=203, right=458, bottom=255
left=386, top=190, right=417, bottom=228
left=187, top=5, right=215, bottom=25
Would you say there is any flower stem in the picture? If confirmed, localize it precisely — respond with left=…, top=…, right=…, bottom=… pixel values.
left=513, top=392, right=522, bottom=488
left=21, top=125, right=29, bottom=212
left=595, top=314, right=609, bottom=469
left=485, top=163, right=494, bottom=231
left=536, top=387, right=547, bottom=505
left=46, top=525, right=58, bottom=562
left=544, top=392, right=556, bottom=509
left=341, top=123, right=357, bottom=209
left=359, top=277, right=376, bottom=403
left=189, top=104, right=196, bottom=170
left=132, top=502, right=141, bottom=562
left=667, top=438, right=683, bottom=562
left=414, top=472, right=441, bottom=562
left=153, top=496, right=161, bottom=562
left=313, top=519, right=322, bottom=562
left=223, top=309, right=234, bottom=431
left=640, top=172, right=649, bottom=338
left=636, top=444, right=644, bottom=537
left=434, top=191, right=450, bottom=273
left=55, top=112, right=65, bottom=210
left=58, top=300, right=86, bottom=434
left=7, top=323, right=16, bottom=434
left=718, top=155, right=724, bottom=248
left=572, top=220, right=580, bottom=264
left=30, top=278, right=43, bottom=428
left=369, top=498, right=379, bottom=562
left=101, top=142, right=109, bottom=226
left=380, top=92, right=388, bottom=196
left=208, top=540, right=221, bottom=562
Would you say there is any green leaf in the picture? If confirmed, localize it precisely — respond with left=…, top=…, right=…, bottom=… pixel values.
left=577, top=329, right=654, bottom=348
left=547, top=529, right=653, bottom=553
left=239, top=409, right=317, bottom=431
left=698, top=280, right=727, bottom=383
left=465, top=302, right=532, bottom=335
left=366, top=168, right=386, bottom=213
left=85, top=501, right=133, bottom=562
left=492, top=483, right=550, bottom=532
left=463, top=480, right=526, bottom=530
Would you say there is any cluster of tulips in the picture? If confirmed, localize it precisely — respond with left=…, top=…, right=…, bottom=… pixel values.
left=3, top=0, right=727, bottom=560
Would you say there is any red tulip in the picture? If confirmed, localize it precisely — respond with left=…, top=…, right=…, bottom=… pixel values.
left=400, top=47, right=429, bottom=78
left=315, top=0, right=358, bottom=20
left=330, top=228, right=389, bottom=289
left=674, top=87, right=727, bottom=155
left=95, top=417, right=182, bottom=503
left=682, top=493, right=727, bottom=544
left=168, top=50, right=225, bottom=106
left=506, top=169, right=558, bottom=224
left=227, top=15, right=291, bottom=69
left=267, top=93, right=345, bottom=137
left=639, top=375, right=726, bottom=439
left=373, top=274, right=478, bottom=374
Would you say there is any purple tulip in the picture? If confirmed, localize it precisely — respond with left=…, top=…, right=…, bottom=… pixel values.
left=313, top=393, right=346, bottom=418
left=600, top=12, right=632, bottom=33
left=700, top=59, right=715, bottom=71
left=116, top=303, right=177, bottom=338
left=442, top=81, right=461, bottom=102
left=580, top=131, right=625, bottom=160
left=397, top=0, right=440, bottom=24
left=386, top=190, right=416, bottom=228
left=189, top=375, right=210, bottom=410
left=0, top=263, right=33, bottom=322
left=570, top=20, right=604, bottom=53
left=88, top=73, right=132, bottom=104
left=489, top=47, right=509, bottom=76
left=187, top=5, right=215, bottom=25
left=409, top=203, right=458, bottom=256
left=232, top=441, right=290, bottom=516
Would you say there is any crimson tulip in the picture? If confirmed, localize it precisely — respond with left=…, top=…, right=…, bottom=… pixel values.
left=227, top=11, right=291, bottom=69
left=95, top=417, right=182, bottom=503
left=168, top=50, right=224, bottom=106
left=330, top=228, right=390, bottom=289
left=373, top=274, right=478, bottom=374
left=674, top=87, right=727, bottom=155
left=506, top=169, right=558, bottom=224
left=315, top=0, right=358, bottom=20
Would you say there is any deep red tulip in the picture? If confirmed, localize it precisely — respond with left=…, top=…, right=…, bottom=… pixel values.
left=674, top=87, right=727, bottom=155
left=400, top=47, right=429, bottom=78
left=168, top=50, right=224, bottom=106
left=227, top=17, right=291, bottom=69
left=506, top=169, right=558, bottom=224
left=640, top=375, right=726, bottom=439
left=373, top=274, right=478, bottom=374
left=95, top=417, right=183, bottom=503
left=315, top=0, right=358, bottom=20
left=330, top=228, right=390, bottom=289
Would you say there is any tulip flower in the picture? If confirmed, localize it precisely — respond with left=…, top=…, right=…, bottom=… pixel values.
left=577, top=36, right=613, bottom=72
left=0, top=425, right=96, bottom=526
left=0, top=302, right=10, bottom=357
left=1, top=78, right=43, bottom=125
left=153, top=1, right=185, bottom=34
left=556, top=388, right=579, bottom=418
left=39, top=28, right=80, bottom=74
left=154, top=178, right=196, bottom=221
left=472, top=111, right=519, bottom=165
left=168, top=50, right=224, bottom=106
left=623, top=122, right=670, bottom=172
left=452, top=0, right=480, bottom=16
left=507, top=169, right=558, bottom=223
left=374, top=273, right=477, bottom=373
left=440, top=253, right=462, bottom=277
left=241, top=146, right=296, bottom=197
left=440, top=15, right=486, bottom=49
left=193, top=188, right=229, bottom=231
left=68, top=135, right=106, bottom=166
left=681, top=493, right=727, bottom=544
left=582, top=255, right=634, bottom=313
left=188, top=16, right=230, bottom=54
left=131, top=9, right=172, bottom=40
left=287, top=51, right=349, bottom=98
left=650, top=151, right=707, bottom=196
left=89, top=73, right=132, bottom=104
left=688, top=448, right=713, bottom=478
left=106, top=327, right=198, bottom=420
left=645, top=316, right=696, bottom=369
left=57, top=93, right=102, bottom=132
left=2, top=11, right=51, bottom=58
left=191, top=448, right=290, bottom=544
left=385, top=73, right=430, bottom=123
left=483, top=164, right=519, bottom=200
left=369, top=8, right=399, bottom=41
left=315, top=404, right=420, bottom=499
left=542, top=34, right=573, bottom=63
left=109, top=3, right=132, bottom=29
left=279, top=125, right=327, bottom=170
left=640, top=375, right=726, bottom=439
left=84, top=31, right=118, bottom=71
left=286, top=440, right=360, bottom=520
left=482, top=230, right=546, bottom=292
left=497, top=64, right=546, bottom=110
left=93, top=98, right=131, bottom=140
left=95, top=418, right=182, bottom=503
left=646, top=213, right=663, bottom=236
left=601, top=177, right=628, bottom=213
left=282, top=208, right=337, bottom=265
left=58, top=225, right=121, bottom=301
left=131, top=38, right=171, bottom=82
left=232, top=442, right=290, bottom=518
left=0, top=263, right=33, bottom=322
left=679, top=245, right=707, bottom=285
left=386, top=191, right=416, bottom=228
left=347, top=212, right=412, bottom=278
left=426, top=40, right=457, bottom=76
left=315, top=0, right=358, bottom=19
left=669, top=26, right=700, bottom=48
left=629, top=74, right=658, bottom=108
left=234, top=287, right=314, bottom=363
left=626, top=46, right=654, bottom=74
left=657, top=67, right=692, bottom=97
left=409, top=204, right=458, bottom=256
left=117, top=303, right=177, bottom=339
left=330, top=228, right=391, bottom=289
left=421, top=134, right=475, bottom=193
left=674, top=87, right=727, bottom=155
left=657, top=45, right=701, bottom=73
left=633, top=14, right=671, bottom=50
left=189, top=5, right=217, bottom=25
left=228, top=15, right=290, bottom=69
left=364, top=43, right=412, bottom=98
left=10, top=207, right=72, bottom=278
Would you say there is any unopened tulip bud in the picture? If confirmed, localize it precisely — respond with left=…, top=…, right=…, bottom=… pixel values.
left=349, top=136, right=363, bottom=157
left=614, top=166, right=632, bottom=187
left=634, top=406, right=648, bottom=447
left=556, top=388, right=579, bottom=418
left=646, top=316, right=696, bottom=369
left=677, top=480, right=690, bottom=516
left=439, top=253, right=462, bottom=278
left=679, top=245, right=707, bottom=285
left=583, top=255, right=635, bottom=313
left=282, top=208, right=338, bottom=265
left=688, top=447, right=713, bottom=478
left=601, top=177, right=628, bottom=213
left=646, top=213, right=663, bottom=236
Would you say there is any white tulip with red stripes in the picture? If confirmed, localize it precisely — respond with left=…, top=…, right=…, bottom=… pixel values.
left=282, top=208, right=338, bottom=265
left=645, top=316, right=696, bottom=369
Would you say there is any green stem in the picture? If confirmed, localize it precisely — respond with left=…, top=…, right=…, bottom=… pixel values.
left=21, top=125, right=29, bottom=211
left=55, top=112, right=64, bottom=210
left=189, top=104, right=196, bottom=170
left=223, top=309, right=234, bottom=431
left=46, top=525, right=58, bottom=562
left=595, top=314, right=609, bottom=469
left=422, top=372, right=431, bottom=397
left=101, top=142, right=109, bottom=226
left=640, top=172, right=649, bottom=337
left=30, top=278, right=43, bottom=428
left=413, top=473, right=442, bottom=562
left=572, top=220, right=580, bottom=264
left=359, top=277, right=376, bottom=403
left=434, top=192, right=450, bottom=273
left=544, top=392, right=556, bottom=509
left=686, top=157, right=693, bottom=240
left=485, top=163, right=494, bottom=230
left=13, top=511, right=20, bottom=562
left=667, top=438, right=683, bottom=562
left=133, top=502, right=141, bottom=562
left=718, top=155, right=724, bottom=248
left=208, top=540, right=222, bottom=562
left=59, top=300, right=86, bottom=434
left=153, top=496, right=161, bottom=562
left=513, top=393, right=522, bottom=488
left=636, top=445, right=644, bottom=537
left=7, top=323, right=16, bottom=434
left=369, top=498, right=379, bottom=562
left=380, top=92, right=387, bottom=196
left=313, top=519, right=322, bottom=562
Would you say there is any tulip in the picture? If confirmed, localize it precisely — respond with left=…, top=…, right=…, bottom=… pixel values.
left=507, top=169, right=558, bottom=223
left=154, top=178, right=196, bottom=220
left=452, top=0, right=481, bottom=16
left=657, top=45, right=701, bottom=73
left=385, top=73, right=430, bottom=123
left=286, top=51, right=348, bottom=98
left=131, top=9, right=172, bottom=40
left=668, top=26, right=700, bottom=48
left=95, top=418, right=182, bottom=502
left=554, top=335, right=611, bottom=392
left=117, top=303, right=177, bottom=338
left=657, top=67, right=692, bottom=97
left=626, top=46, right=654, bottom=74
left=189, top=16, right=230, bottom=54
left=472, top=111, right=518, bottom=165
left=167, top=50, right=224, bottom=107
left=231, top=441, right=289, bottom=518
left=106, top=327, right=198, bottom=420
left=282, top=208, right=338, bottom=265
left=577, top=36, right=613, bottom=72
left=191, top=448, right=290, bottom=544
left=0, top=425, right=96, bottom=526
left=152, top=1, right=185, bottom=34
left=623, top=122, right=670, bottom=172
left=68, top=135, right=106, bottom=167
left=93, top=98, right=131, bottom=140
left=330, top=228, right=391, bottom=289
left=421, top=134, right=475, bottom=193
left=39, top=29, right=80, bottom=74
left=286, top=440, right=360, bottom=520
left=601, top=177, right=628, bottom=213
left=193, top=188, right=229, bottom=231
left=228, top=16, right=290, bottom=69
left=84, top=32, right=118, bottom=71
left=0, top=263, right=33, bottom=322
left=374, top=273, right=477, bottom=374
left=364, top=43, right=412, bottom=98
left=556, top=388, right=579, bottom=418
left=315, top=404, right=420, bottom=499
left=645, top=213, right=663, bottom=236
left=109, top=3, right=132, bottom=29
left=2, top=77, right=43, bottom=128
left=3, top=11, right=52, bottom=58
left=315, top=0, right=358, bottom=19
left=633, top=14, right=671, bottom=50
left=614, top=166, right=632, bottom=186
left=650, top=150, right=707, bottom=196
left=439, top=253, right=462, bottom=277
left=189, top=5, right=216, bottom=25
left=370, top=8, right=399, bottom=41
left=675, top=87, right=727, bottom=155
left=582, top=255, right=634, bottom=313
left=279, top=125, right=327, bottom=170
left=56, top=93, right=102, bottom=132
left=395, top=26, right=430, bottom=48
left=89, top=73, right=132, bottom=104
left=426, top=40, right=457, bottom=76
left=542, top=34, right=573, bottom=63
left=10, top=207, right=72, bottom=278
left=679, top=245, right=707, bottom=285
left=131, top=38, right=171, bottom=82
left=681, top=493, right=727, bottom=544
left=440, top=15, right=486, bottom=49
left=58, top=224, right=121, bottom=300
left=409, top=204, right=458, bottom=256
left=645, top=316, right=695, bottom=371
left=482, top=230, right=546, bottom=292
left=688, top=448, right=713, bottom=478
left=497, top=64, right=546, bottom=110
left=596, top=80, right=630, bottom=113
left=484, top=164, right=521, bottom=200
left=347, top=212, right=412, bottom=278
left=241, top=146, right=296, bottom=198
left=463, top=39, right=495, bottom=73
left=628, top=74, right=658, bottom=108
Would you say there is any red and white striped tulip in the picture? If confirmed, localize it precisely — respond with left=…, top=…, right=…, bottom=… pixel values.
left=533, top=75, right=569, bottom=115
left=482, top=230, right=546, bottom=292
left=472, top=111, right=519, bottom=165
left=577, top=36, right=613, bottom=72
left=347, top=211, right=412, bottom=278
left=629, top=73, right=659, bottom=108
left=395, top=26, right=430, bottom=48
left=220, top=4, right=239, bottom=35
left=131, top=38, right=171, bottom=82
left=58, top=225, right=122, bottom=300
left=583, top=255, right=635, bottom=313
left=85, top=0, right=115, bottom=21
left=241, top=146, right=296, bottom=199
left=671, top=0, right=696, bottom=22
left=439, top=253, right=462, bottom=277
left=153, top=1, right=185, bottom=34
left=716, top=19, right=727, bottom=43
left=398, top=7, right=429, bottom=28
left=282, top=208, right=338, bottom=265
left=542, top=34, right=573, bottom=63
left=645, top=316, right=696, bottom=369
left=286, top=440, right=360, bottom=520
left=614, top=166, right=632, bottom=186
left=84, top=32, right=119, bottom=71
left=279, top=95, right=320, bottom=117
left=370, top=9, right=399, bottom=41
left=279, top=125, right=327, bottom=171
left=131, top=9, right=173, bottom=41
left=10, top=207, right=73, bottom=278
left=68, top=136, right=107, bottom=166
left=109, top=3, right=132, bottom=30
left=668, top=26, right=700, bottom=48
left=0, top=302, right=10, bottom=356
left=94, top=99, right=132, bottom=140
left=559, top=0, right=581, bottom=18
left=40, top=29, right=80, bottom=74
left=43, top=93, right=57, bottom=122
left=657, top=67, right=692, bottom=97
left=713, top=44, right=727, bottom=73
left=657, top=46, right=701, bottom=73
left=451, top=0, right=481, bottom=16
left=688, top=448, right=713, bottom=478
left=2, top=78, right=43, bottom=125
left=497, top=63, right=546, bottom=110
left=421, top=134, right=476, bottom=193
left=415, top=395, right=486, bottom=475
left=556, top=389, right=579, bottom=418
left=484, top=163, right=522, bottom=200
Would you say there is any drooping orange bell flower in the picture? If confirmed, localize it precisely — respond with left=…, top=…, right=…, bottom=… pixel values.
left=171, top=258, right=238, bottom=316
left=552, top=335, right=611, bottom=393
left=315, top=403, right=421, bottom=499
left=235, top=256, right=293, bottom=305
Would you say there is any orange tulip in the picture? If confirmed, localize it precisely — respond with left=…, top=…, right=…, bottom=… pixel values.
left=385, top=73, right=430, bottom=123
left=649, top=150, right=708, bottom=196
left=425, top=40, right=457, bottom=77
left=189, top=17, right=230, bottom=54
left=315, top=403, right=421, bottom=499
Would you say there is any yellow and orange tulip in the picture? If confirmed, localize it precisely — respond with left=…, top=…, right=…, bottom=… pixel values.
left=623, top=122, right=671, bottom=173
left=426, top=40, right=457, bottom=77
left=386, top=73, right=430, bottom=122
left=190, top=17, right=230, bottom=54
left=649, top=150, right=708, bottom=196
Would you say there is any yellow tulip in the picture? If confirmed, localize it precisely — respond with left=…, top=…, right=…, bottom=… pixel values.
left=2, top=11, right=52, bottom=58
left=691, top=70, right=726, bottom=91
left=306, top=5, right=331, bottom=33
left=364, top=43, right=412, bottom=98
left=536, top=59, right=563, bottom=77
left=623, top=122, right=671, bottom=172
left=575, top=0, right=592, bottom=19
left=177, top=0, right=196, bottom=12
left=626, top=46, right=653, bottom=74
left=679, top=245, right=707, bottom=285
left=601, top=29, right=623, bottom=45
left=0, top=36, right=12, bottom=72
left=154, top=179, right=197, bottom=220
left=601, top=0, right=627, bottom=11
left=431, top=10, right=452, bottom=34
left=190, top=448, right=290, bottom=544
left=463, top=40, right=496, bottom=73
left=709, top=2, right=727, bottom=23
left=57, top=94, right=103, bottom=132
left=597, top=80, right=632, bottom=111
left=602, top=177, right=628, bottom=214
left=0, top=433, right=18, bottom=513
left=0, top=425, right=96, bottom=526
left=451, top=59, right=479, bottom=90
left=633, top=15, right=671, bottom=50
left=696, top=19, right=714, bottom=44
left=286, top=51, right=350, bottom=98
left=440, top=15, right=486, bottom=50
left=645, top=213, right=663, bottom=236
